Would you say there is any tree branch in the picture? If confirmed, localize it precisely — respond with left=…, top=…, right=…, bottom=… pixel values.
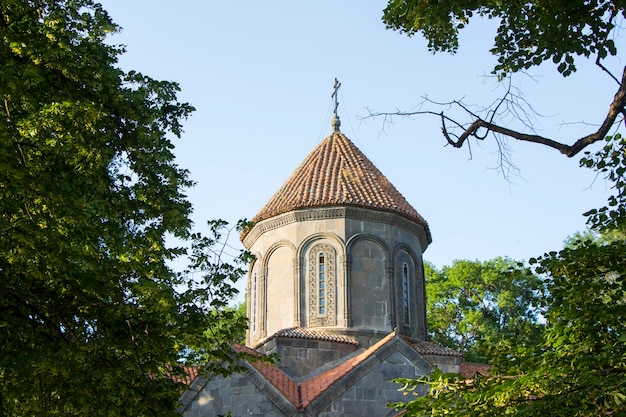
left=366, top=66, right=626, bottom=158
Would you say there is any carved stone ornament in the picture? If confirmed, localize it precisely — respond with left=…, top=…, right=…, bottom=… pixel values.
left=308, top=243, right=336, bottom=326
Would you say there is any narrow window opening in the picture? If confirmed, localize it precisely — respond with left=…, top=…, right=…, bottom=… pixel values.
left=403, top=263, right=410, bottom=325
left=308, top=244, right=336, bottom=326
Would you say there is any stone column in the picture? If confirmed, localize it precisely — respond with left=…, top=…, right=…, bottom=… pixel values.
left=386, top=262, right=396, bottom=331
left=342, top=254, right=351, bottom=328
left=259, top=266, right=268, bottom=339
left=293, top=258, right=301, bottom=327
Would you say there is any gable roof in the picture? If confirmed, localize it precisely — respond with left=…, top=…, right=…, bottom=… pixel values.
left=248, top=132, right=431, bottom=244
left=298, top=331, right=399, bottom=409
left=236, top=331, right=432, bottom=412
left=459, top=362, right=492, bottom=378
left=179, top=334, right=475, bottom=415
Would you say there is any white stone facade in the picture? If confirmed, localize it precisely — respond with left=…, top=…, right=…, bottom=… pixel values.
left=243, top=206, right=429, bottom=348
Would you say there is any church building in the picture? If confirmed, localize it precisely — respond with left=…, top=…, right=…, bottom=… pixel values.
left=179, top=94, right=463, bottom=416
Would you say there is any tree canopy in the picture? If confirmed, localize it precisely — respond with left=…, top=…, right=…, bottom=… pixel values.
left=390, top=135, right=626, bottom=416
left=383, top=0, right=623, bottom=77
left=381, top=3, right=626, bottom=412
left=377, top=1, right=626, bottom=158
left=425, top=258, right=544, bottom=366
left=0, top=1, right=247, bottom=415
left=380, top=3, right=626, bottom=414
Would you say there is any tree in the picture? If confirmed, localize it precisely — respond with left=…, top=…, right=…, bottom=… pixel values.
left=376, top=1, right=626, bottom=158
left=390, top=135, right=626, bottom=416
left=203, top=299, right=247, bottom=349
left=425, top=258, right=544, bottom=366
left=0, top=2, right=247, bottom=415
left=380, top=3, right=626, bottom=414
left=393, top=236, right=626, bottom=417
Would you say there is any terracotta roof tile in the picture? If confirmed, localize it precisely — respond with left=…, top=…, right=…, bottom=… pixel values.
left=267, top=327, right=359, bottom=346
left=166, top=365, right=200, bottom=391
left=459, top=362, right=492, bottom=378
left=234, top=343, right=300, bottom=404
left=251, top=358, right=300, bottom=405
left=179, top=366, right=199, bottom=386
left=298, top=331, right=397, bottom=408
left=249, top=133, right=431, bottom=243
left=235, top=332, right=399, bottom=410
left=411, top=340, right=463, bottom=357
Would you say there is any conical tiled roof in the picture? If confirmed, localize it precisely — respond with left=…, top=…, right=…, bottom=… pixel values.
left=251, top=132, right=431, bottom=242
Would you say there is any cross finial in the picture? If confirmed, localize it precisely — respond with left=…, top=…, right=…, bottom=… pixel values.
left=331, top=78, right=341, bottom=116
left=331, top=78, right=341, bottom=132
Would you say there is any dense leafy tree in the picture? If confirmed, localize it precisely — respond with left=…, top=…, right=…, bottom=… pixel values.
left=0, top=1, right=247, bottom=416
left=376, top=1, right=626, bottom=158
left=425, top=258, right=544, bottom=366
left=390, top=135, right=626, bottom=416
left=393, top=238, right=626, bottom=416
left=204, top=300, right=247, bottom=348
left=381, top=3, right=626, bottom=414
left=383, top=0, right=622, bottom=77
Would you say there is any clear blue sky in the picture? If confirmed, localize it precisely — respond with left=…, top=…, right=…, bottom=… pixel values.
left=100, top=1, right=618, bottom=272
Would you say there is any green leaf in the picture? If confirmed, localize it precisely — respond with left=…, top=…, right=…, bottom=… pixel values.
left=0, top=2, right=246, bottom=415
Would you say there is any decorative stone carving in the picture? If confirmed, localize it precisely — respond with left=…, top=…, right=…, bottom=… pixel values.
left=308, top=243, right=336, bottom=327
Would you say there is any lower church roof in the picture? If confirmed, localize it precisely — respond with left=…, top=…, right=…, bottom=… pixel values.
left=178, top=331, right=483, bottom=416
left=237, top=331, right=410, bottom=410
left=181, top=332, right=458, bottom=411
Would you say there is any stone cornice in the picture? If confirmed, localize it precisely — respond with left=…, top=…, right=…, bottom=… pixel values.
left=242, top=206, right=429, bottom=250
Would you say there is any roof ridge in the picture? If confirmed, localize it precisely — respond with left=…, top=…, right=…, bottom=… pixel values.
left=410, top=339, right=463, bottom=357
left=245, top=353, right=300, bottom=406
left=298, top=330, right=398, bottom=408
left=244, top=331, right=399, bottom=410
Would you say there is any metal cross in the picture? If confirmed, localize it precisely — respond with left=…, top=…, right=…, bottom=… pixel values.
left=331, top=78, right=341, bottom=117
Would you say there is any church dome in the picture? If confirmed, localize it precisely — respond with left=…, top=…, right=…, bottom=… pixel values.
left=248, top=131, right=432, bottom=244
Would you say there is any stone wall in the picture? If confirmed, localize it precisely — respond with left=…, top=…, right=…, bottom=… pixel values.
left=180, top=372, right=291, bottom=417
left=244, top=206, right=429, bottom=348
left=259, top=337, right=360, bottom=380
left=313, top=351, right=429, bottom=416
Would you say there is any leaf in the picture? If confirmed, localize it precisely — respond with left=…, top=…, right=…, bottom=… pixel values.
left=0, top=2, right=245, bottom=415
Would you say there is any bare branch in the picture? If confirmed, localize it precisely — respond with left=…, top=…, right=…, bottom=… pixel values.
left=365, top=66, right=626, bottom=158
left=596, top=56, right=621, bottom=85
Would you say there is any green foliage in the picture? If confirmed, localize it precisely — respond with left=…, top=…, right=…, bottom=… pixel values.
left=390, top=368, right=503, bottom=417
left=205, top=298, right=248, bottom=349
left=426, top=258, right=544, bottom=367
left=383, top=0, right=624, bottom=77
left=383, top=3, right=626, bottom=413
left=581, top=134, right=626, bottom=231
left=392, top=137, right=626, bottom=416
left=176, top=220, right=254, bottom=378
left=395, top=238, right=626, bottom=417
left=0, top=2, right=248, bottom=415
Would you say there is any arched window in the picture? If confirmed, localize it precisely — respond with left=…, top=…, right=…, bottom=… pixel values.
left=308, top=243, right=336, bottom=326
left=402, top=262, right=410, bottom=324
